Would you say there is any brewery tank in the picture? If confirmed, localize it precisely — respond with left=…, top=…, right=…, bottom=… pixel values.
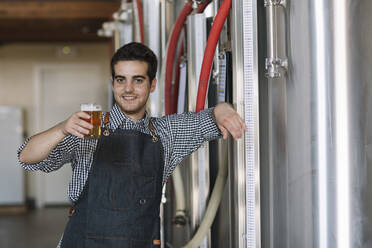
left=259, top=0, right=372, bottom=247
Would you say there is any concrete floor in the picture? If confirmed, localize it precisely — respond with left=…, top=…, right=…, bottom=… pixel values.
left=0, top=207, right=69, bottom=248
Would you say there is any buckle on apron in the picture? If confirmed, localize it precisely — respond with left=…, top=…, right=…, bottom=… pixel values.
left=153, top=239, right=161, bottom=245
left=152, top=136, right=159, bottom=142
left=103, top=129, right=110, bottom=136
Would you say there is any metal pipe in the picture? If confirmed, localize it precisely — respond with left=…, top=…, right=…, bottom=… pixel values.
left=264, top=0, right=287, bottom=78
left=187, top=12, right=210, bottom=248
left=132, top=0, right=140, bottom=43
left=313, top=0, right=328, bottom=247
left=172, top=40, right=185, bottom=114
left=143, top=0, right=162, bottom=117
left=231, top=0, right=260, bottom=247
left=334, top=2, right=351, bottom=246
left=161, top=0, right=167, bottom=56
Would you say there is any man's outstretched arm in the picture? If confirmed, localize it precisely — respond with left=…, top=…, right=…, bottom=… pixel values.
left=19, top=111, right=92, bottom=164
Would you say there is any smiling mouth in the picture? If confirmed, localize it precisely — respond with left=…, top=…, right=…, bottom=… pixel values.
left=122, top=96, right=136, bottom=101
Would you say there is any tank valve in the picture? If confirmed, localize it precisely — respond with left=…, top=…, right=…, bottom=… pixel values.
left=265, top=57, right=288, bottom=78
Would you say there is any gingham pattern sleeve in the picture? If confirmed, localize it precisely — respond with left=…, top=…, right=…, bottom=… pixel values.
left=17, top=135, right=78, bottom=173
left=162, top=107, right=221, bottom=178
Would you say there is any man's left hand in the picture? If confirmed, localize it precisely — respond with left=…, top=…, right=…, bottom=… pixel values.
left=212, top=102, right=247, bottom=139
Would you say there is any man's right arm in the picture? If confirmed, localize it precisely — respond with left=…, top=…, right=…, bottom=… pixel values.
left=19, top=111, right=93, bottom=165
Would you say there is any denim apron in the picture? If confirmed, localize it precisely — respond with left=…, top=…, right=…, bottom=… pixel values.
left=61, top=115, right=164, bottom=248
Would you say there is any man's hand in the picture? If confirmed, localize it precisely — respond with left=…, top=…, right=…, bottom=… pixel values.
left=213, top=103, right=247, bottom=139
left=60, top=112, right=93, bottom=139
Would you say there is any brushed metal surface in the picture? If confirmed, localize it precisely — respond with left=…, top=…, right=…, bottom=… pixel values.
left=260, top=0, right=371, bottom=247
left=186, top=13, right=211, bottom=248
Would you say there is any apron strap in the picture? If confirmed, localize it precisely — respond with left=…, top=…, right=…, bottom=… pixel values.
left=68, top=205, right=74, bottom=218
left=149, top=120, right=159, bottom=142
left=104, top=112, right=110, bottom=125
left=102, top=112, right=110, bottom=136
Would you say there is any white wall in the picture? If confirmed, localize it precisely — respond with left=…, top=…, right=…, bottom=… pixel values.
left=0, top=42, right=111, bottom=202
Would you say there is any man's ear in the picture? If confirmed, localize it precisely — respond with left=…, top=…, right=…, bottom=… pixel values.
left=150, top=78, right=157, bottom=93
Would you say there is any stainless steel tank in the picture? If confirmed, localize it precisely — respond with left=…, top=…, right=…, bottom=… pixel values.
left=260, top=0, right=372, bottom=247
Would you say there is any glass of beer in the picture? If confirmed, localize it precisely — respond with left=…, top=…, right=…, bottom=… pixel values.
left=80, top=103, right=102, bottom=139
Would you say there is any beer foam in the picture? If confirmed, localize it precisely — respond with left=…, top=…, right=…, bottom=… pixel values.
left=81, top=103, right=102, bottom=111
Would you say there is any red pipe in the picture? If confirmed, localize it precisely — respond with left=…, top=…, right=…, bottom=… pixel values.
left=164, top=1, right=193, bottom=115
left=136, top=0, right=144, bottom=43
left=195, top=0, right=231, bottom=112
left=197, top=0, right=212, bottom=13
left=172, top=40, right=185, bottom=114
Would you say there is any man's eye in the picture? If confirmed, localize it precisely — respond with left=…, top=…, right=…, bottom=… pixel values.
left=116, top=78, right=124, bottom=83
left=135, top=79, right=143, bottom=83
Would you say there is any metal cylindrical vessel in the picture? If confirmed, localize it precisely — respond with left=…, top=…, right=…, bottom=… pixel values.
left=143, top=0, right=163, bottom=117
left=261, top=0, right=371, bottom=247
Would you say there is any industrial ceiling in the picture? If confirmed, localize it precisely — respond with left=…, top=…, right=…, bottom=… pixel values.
left=0, top=0, right=121, bottom=42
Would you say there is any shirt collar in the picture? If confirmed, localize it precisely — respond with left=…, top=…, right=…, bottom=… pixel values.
left=109, top=104, right=150, bottom=130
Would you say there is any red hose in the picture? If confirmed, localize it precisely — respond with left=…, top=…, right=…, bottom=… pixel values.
left=164, top=1, right=193, bottom=115
left=136, top=0, right=144, bottom=43
left=197, top=0, right=212, bottom=13
left=172, top=40, right=185, bottom=114
left=195, top=0, right=231, bottom=112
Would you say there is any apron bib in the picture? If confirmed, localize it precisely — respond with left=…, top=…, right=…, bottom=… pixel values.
left=61, top=117, right=164, bottom=248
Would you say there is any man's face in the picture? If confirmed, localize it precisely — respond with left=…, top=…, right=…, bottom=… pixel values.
left=112, top=60, right=156, bottom=121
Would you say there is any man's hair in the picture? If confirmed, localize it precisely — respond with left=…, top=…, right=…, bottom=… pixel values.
left=110, top=42, right=158, bottom=82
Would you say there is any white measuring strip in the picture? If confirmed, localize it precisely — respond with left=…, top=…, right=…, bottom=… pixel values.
left=217, top=52, right=227, bottom=103
left=243, top=0, right=259, bottom=247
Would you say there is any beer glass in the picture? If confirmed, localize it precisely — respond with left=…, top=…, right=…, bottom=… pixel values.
left=80, top=103, right=102, bottom=139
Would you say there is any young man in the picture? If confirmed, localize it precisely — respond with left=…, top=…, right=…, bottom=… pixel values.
left=18, top=42, right=246, bottom=248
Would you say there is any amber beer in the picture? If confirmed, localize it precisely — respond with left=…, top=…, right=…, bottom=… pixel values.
left=80, top=103, right=102, bottom=139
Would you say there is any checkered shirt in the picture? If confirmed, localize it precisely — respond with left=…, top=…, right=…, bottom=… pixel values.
left=17, top=104, right=221, bottom=203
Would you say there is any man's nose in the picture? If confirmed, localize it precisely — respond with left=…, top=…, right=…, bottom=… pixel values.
left=124, top=81, right=134, bottom=92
